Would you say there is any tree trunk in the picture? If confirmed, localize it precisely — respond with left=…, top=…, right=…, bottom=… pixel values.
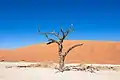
left=59, top=55, right=65, bottom=72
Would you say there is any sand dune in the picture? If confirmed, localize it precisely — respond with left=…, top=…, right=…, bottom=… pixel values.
left=0, top=40, right=120, bottom=64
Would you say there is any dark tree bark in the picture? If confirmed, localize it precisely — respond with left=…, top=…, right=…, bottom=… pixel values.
left=38, top=24, right=83, bottom=72
left=59, top=55, right=65, bottom=72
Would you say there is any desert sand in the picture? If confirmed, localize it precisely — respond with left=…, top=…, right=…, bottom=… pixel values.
left=0, top=62, right=120, bottom=80
left=1, top=40, right=120, bottom=80
left=0, top=40, right=120, bottom=64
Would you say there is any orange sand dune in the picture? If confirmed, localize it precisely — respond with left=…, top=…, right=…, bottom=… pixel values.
left=0, top=40, right=120, bottom=64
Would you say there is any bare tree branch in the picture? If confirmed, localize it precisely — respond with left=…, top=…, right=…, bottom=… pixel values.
left=38, top=27, right=60, bottom=45
left=60, top=28, right=65, bottom=36
left=64, top=43, right=83, bottom=56
left=44, top=34, right=59, bottom=45
left=64, top=25, right=74, bottom=36
left=38, top=27, right=61, bottom=39
left=46, top=40, right=56, bottom=45
left=60, top=25, right=74, bottom=41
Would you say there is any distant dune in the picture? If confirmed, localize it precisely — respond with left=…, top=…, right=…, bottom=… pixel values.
left=0, top=40, right=120, bottom=64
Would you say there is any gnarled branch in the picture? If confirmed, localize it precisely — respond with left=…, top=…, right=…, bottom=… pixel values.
left=38, top=28, right=60, bottom=45
left=38, top=27, right=61, bottom=39
left=60, top=24, right=74, bottom=41
left=64, top=43, right=83, bottom=56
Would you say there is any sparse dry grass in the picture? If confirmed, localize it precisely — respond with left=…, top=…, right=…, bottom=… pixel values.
left=63, top=63, right=120, bottom=73
left=16, top=62, right=58, bottom=69
left=3, top=62, right=120, bottom=72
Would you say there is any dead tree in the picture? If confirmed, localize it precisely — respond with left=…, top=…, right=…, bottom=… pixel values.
left=38, top=24, right=83, bottom=72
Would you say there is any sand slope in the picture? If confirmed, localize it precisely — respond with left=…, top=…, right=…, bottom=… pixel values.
left=0, top=40, right=120, bottom=64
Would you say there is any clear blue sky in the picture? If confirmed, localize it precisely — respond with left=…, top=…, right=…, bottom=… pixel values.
left=0, top=0, right=120, bottom=49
